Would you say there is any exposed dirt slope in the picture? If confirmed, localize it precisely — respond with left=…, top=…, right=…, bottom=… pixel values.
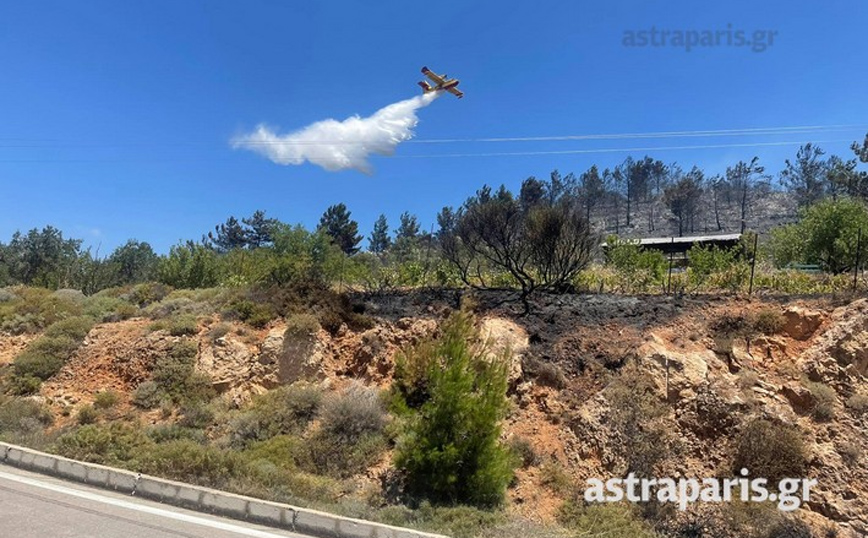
left=10, top=291, right=868, bottom=536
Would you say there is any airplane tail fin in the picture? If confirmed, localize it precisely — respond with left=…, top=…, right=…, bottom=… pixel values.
left=418, top=81, right=433, bottom=93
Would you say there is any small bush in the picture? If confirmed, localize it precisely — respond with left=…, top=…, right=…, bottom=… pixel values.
left=13, top=352, right=66, bottom=381
left=229, top=300, right=276, bottom=329
left=605, top=367, right=671, bottom=477
left=732, top=418, right=807, bottom=485
left=77, top=404, right=98, bottom=425
left=6, top=375, right=43, bottom=395
left=839, top=441, right=862, bottom=466
left=0, top=397, right=53, bottom=440
left=93, top=390, right=120, bottom=410
left=135, top=440, right=246, bottom=488
left=151, top=314, right=199, bottom=336
left=132, top=381, right=161, bottom=408
left=805, top=381, right=837, bottom=421
left=750, top=309, right=785, bottom=335
left=178, top=403, right=214, bottom=429
left=300, top=383, right=387, bottom=478
left=507, top=436, right=539, bottom=468
left=846, top=393, right=868, bottom=415
left=206, top=322, right=232, bottom=342
left=228, top=382, right=322, bottom=447
left=539, top=461, right=573, bottom=495
left=284, top=313, right=321, bottom=338
left=558, top=502, right=657, bottom=538
left=242, top=435, right=300, bottom=470
left=146, top=424, right=207, bottom=444
left=12, top=317, right=94, bottom=382
left=168, top=315, right=199, bottom=336
left=54, top=422, right=152, bottom=466
left=534, top=362, right=567, bottom=389
left=376, top=502, right=505, bottom=538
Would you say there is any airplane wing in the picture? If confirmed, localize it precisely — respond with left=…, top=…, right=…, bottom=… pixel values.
left=422, top=67, right=446, bottom=84
left=447, top=87, right=464, bottom=98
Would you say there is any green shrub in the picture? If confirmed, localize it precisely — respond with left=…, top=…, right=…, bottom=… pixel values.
left=392, top=311, right=514, bottom=508
left=299, top=384, right=387, bottom=478
left=558, top=502, right=657, bottom=538
left=507, top=436, right=539, bottom=468
left=43, top=316, right=95, bottom=341
left=750, top=309, right=785, bottom=335
left=13, top=352, right=66, bottom=381
left=54, top=422, right=152, bottom=466
left=83, top=296, right=137, bottom=322
left=11, top=317, right=95, bottom=383
left=242, top=435, right=300, bottom=470
left=132, top=381, right=161, bottom=408
left=151, top=314, right=199, bottom=336
left=688, top=243, right=746, bottom=291
left=229, top=299, right=276, bottom=329
left=539, top=461, right=573, bottom=495
left=376, top=502, right=505, bottom=538
left=605, top=367, right=671, bottom=477
left=604, top=237, right=667, bottom=293
left=206, top=322, right=232, bottom=342
left=146, top=424, right=207, bottom=444
left=284, top=313, right=321, bottom=337
left=178, top=403, right=214, bottom=429
left=93, top=390, right=120, bottom=410
left=0, top=397, right=53, bottom=441
left=167, top=315, right=199, bottom=336
left=134, top=439, right=246, bottom=488
left=6, top=374, right=43, bottom=395
left=228, top=382, right=322, bottom=447
left=732, top=418, right=807, bottom=485
left=769, top=197, right=868, bottom=273
left=77, top=404, right=98, bottom=425
left=805, top=381, right=837, bottom=421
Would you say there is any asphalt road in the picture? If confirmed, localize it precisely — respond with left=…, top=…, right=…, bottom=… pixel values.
left=0, top=465, right=310, bottom=538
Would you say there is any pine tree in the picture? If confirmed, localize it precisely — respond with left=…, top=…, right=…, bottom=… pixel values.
left=368, top=214, right=391, bottom=253
left=392, top=311, right=514, bottom=507
left=319, top=203, right=362, bottom=254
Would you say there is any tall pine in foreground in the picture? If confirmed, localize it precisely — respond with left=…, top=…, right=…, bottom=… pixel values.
left=392, top=310, right=514, bottom=508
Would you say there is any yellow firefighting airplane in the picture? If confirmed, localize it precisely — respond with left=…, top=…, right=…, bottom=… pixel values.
left=418, top=66, right=464, bottom=98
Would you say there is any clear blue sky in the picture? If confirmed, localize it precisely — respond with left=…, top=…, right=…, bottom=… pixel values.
left=1, top=1, right=866, bottom=253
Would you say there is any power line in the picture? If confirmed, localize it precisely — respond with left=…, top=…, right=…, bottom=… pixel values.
left=0, top=124, right=864, bottom=148
left=0, top=138, right=854, bottom=163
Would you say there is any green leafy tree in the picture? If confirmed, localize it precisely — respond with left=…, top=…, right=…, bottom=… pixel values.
left=770, top=197, right=868, bottom=273
left=1, top=226, right=83, bottom=288
left=368, top=214, right=391, bottom=254
left=319, top=203, right=362, bottom=255
left=107, top=240, right=159, bottom=285
left=158, top=242, right=221, bottom=289
left=392, top=311, right=514, bottom=507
